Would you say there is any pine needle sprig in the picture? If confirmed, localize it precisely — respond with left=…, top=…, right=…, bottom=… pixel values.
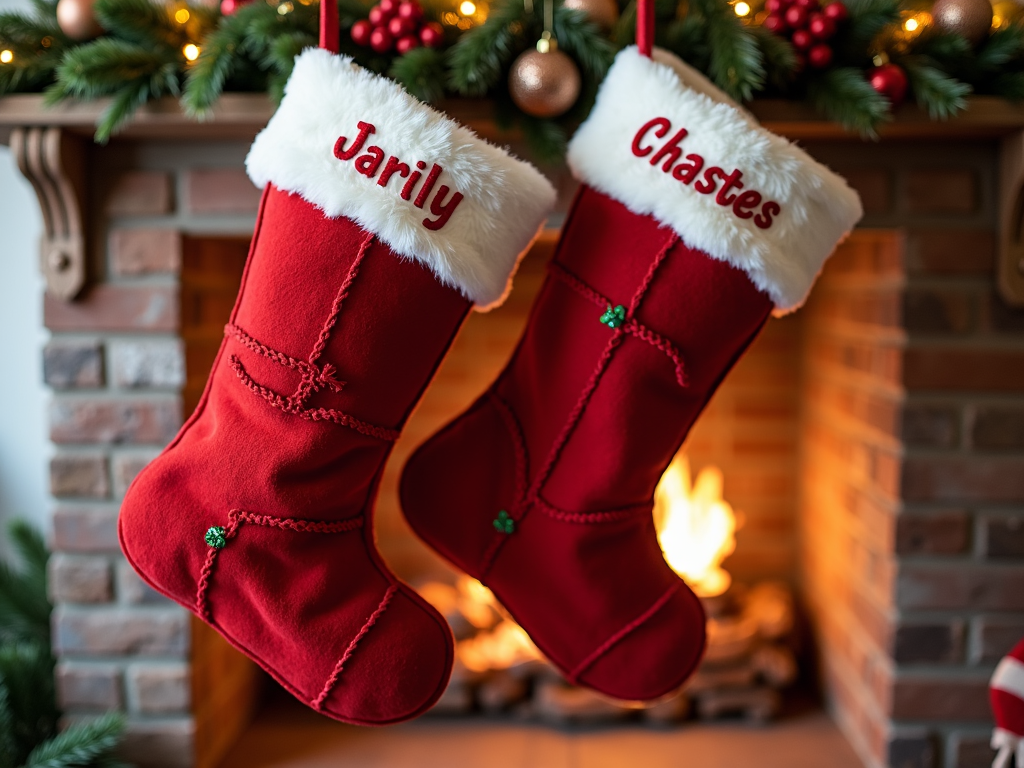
left=181, top=10, right=251, bottom=116
left=750, top=25, right=797, bottom=89
left=552, top=6, right=615, bottom=80
left=93, top=0, right=182, bottom=49
left=446, top=0, right=524, bottom=96
left=975, top=23, right=1024, bottom=70
left=0, top=643, right=57, bottom=764
left=390, top=46, right=446, bottom=102
left=690, top=0, right=765, bottom=101
left=0, top=522, right=50, bottom=647
left=520, top=112, right=568, bottom=164
left=21, top=712, right=125, bottom=768
left=808, top=65, right=890, bottom=136
left=901, top=56, right=970, bottom=119
left=841, top=0, right=900, bottom=59
left=0, top=8, right=69, bottom=94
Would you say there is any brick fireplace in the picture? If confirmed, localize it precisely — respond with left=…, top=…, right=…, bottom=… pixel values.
left=1, top=95, right=1023, bottom=768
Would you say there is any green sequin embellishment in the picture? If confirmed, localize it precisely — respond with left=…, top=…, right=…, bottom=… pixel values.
left=599, top=304, right=626, bottom=329
left=205, top=526, right=227, bottom=549
left=493, top=510, right=515, bottom=534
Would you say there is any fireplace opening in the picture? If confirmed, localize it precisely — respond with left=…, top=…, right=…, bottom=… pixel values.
left=174, top=229, right=894, bottom=768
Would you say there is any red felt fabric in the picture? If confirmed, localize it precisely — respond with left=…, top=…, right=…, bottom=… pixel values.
left=120, top=184, right=469, bottom=725
left=400, top=186, right=774, bottom=701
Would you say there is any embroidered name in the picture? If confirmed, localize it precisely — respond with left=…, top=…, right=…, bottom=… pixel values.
left=631, top=117, right=781, bottom=230
left=333, top=120, right=464, bottom=231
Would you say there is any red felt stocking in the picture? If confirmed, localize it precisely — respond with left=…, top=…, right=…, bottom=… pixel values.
left=400, top=37, right=862, bottom=700
left=118, top=18, right=554, bottom=724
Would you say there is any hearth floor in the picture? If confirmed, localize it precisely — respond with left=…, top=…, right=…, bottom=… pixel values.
left=218, top=700, right=864, bottom=768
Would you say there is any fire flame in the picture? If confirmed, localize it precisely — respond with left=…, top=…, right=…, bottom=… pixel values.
left=653, top=454, right=737, bottom=598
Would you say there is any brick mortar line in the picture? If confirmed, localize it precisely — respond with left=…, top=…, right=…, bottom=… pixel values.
left=802, top=400, right=906, bottom=454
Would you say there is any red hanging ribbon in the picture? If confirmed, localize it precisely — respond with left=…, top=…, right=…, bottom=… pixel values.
left=320, top=0, right=339, bottom=53
left=636, top=0, right=654, bottom=58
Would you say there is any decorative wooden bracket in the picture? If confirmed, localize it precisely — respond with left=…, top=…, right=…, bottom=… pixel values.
left=10, top=127, right=88, bottom=301
left=1000, top=130, right=1024, bottom=306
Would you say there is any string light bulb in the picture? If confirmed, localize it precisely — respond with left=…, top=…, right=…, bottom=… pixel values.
left=183, top=43, right=200, bottom=61
left=459, top=0, right=476, bottom=14
left=734, top=1, right=750, bottom=16
left=174, top=7, right=190, bottom=23
left=0, top=50, right=13, bottom=64
left=904, top=16, right=918, bottom=30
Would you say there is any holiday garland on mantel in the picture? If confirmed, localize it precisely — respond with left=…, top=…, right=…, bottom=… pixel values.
left=1, top=0, right=1023, bottom=158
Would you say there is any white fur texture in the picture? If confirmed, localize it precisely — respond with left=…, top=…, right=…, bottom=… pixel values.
left=247, top=48, right=556, bottom=309
left=567, top=46, right=863, bottom=313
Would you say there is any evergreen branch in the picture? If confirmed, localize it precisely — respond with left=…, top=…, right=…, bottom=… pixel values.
left=976, top=24, right=1024, bottom=70
left=842, top=0, right=900, bottom=54
left=260, top=30, right=314, bottom=75
left=181, top=10, right=249, bottom=116
left=389, top=46, right=445, bottom=102
left=7, top=523, right=47, bottom=598
left=664, top=15, right=708, bottom=69
left=691, top=0, right=764, bottom=101
left=613, top=0, right=636, bottom=48
left=94, top=61, right=179, bottom=142
left=0, top=682, right=16, bottom=768
left=914, top=29, right=971, bottom=63
left=903, top=57, right=969, bottom=119
left=808, top=66, right=889, bottom=137
left=0, top=643, right=57, bottom=765
left=520, top=113, right=567, bottom=164
left=991, top=71, right=1024, bottom=101
left=93, top=0, right=182, bottom=48
left=21, top=712, right=124, bottom=768
left=446, top=0, right=524, bottom=96
left=0, top=523, right=50, bottom=646
left=751, top=24, right=797, bottom=89
left=552, top=6, right=615, bottom=80
left=49, top=38, right=177, bottom=98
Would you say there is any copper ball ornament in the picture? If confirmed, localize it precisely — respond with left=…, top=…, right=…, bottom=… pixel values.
left=562, top=0, right=620, bottom=29
left=508, top=44, right=582, bottom=119
left=931, top=0, right=993, bottom=44
left=56, top=0, right=102, bottom=40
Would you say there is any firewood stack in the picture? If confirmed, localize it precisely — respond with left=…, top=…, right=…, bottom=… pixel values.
left=418, top=578, right=799, bottom=724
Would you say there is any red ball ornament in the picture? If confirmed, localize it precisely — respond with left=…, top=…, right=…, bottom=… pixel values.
left=793, top=0, right=819, bottom=9
left=369, top=25, right=393, bottom=52
left=763, top=12, right=786, bottom=32
left=379, top=0, right=398, bottom=15
left=868, top=63, right=908, bottom=108
left=765, top=0, right=786, bottom=14
left=791, top=29, right=813, bottom=49
left=808, top=42, right=832, bottom=67
left=784, top=5, right=808, bottom=27
left=419, top=21, right=443, bottom=47
left=397, top=1, right=423, bottom=21
left=368, top=5, right=389, bottom=25
left=351, top=18, right=373, bottom=45
left=396, top=33, right=420, bottom=53
left=388, top=15, right=414, bottom=36
left=220, top=0, right=241, bottom=15
left=808, top=13, right=835, bottom=38
left=823, top=1, right=847, bottom=21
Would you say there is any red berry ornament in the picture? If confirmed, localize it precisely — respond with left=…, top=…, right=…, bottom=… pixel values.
left=397, top=1, right=423, bottom=21
left=784, top=5, right=808, bottom=27
left=763, top=13, right=786, bottom=32
left=807, top=43, right=832, bottom=67
left=351, top=19, right=373, bottom=45
left=368, top=5, right=388, bottom=25
left=791, top=29, right=813, bottom=49
left=765, top=0, right=786, bottom=13
left=388, top=15, right=414, bottom=36
left=823, top=1, right=847, bottom=21
left=396, top=33, right=419, bottom=53
left=868, top=63, right=908, bottom=108
left=794, top=0, right=819, bottom=9
left=378, top=0, right=398, bottom=15
left=369, top=25, right=393, bottom=52
left=419, top=21, right=443, bottom=47
left=808, top=13, right=835, bottom=38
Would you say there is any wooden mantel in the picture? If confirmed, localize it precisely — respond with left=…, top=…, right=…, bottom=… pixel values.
left=2, top=92, right=1024, bottom=305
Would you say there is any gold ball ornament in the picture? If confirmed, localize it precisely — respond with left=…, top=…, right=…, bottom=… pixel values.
left=56, top=0, right=103, bottom=40
left=562, top=0, right=619, bottom=29
left=508, top=39, right=582, bottom=119
left=931, top=0, right=994, bottom=44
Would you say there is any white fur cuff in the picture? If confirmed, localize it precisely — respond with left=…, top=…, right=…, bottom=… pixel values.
left=567, top=46, right=863, bottom=313
left=247, top=48, right=556, bottom=309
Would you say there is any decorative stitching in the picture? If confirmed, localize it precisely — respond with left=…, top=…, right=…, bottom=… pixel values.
left=313, top=584, right=398, bottom=711
left=229, top=355, right=400, bottom=442
left=194, top=509, right=364, bottom=621
left=567, top=581, right=682, bottom=684
left=532, top=495, right=652, bottom=524
left=548, top=261, right=688, bottom=387
left=480, top=232, right=678, bottom=577
left=308, top=232, right=374, bottom=367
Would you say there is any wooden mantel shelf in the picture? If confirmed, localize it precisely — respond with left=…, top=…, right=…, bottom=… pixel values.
left=3, top=92, right=1024, bottom=145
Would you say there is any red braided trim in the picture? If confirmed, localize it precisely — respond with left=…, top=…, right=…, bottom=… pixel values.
left=548, top=259, right=687, bottom=387
left=229, top=355, right=399, bottom=442
left=226, top=324, right=347, bottom=396
left=532, top=495, right=651, bottom=524
left=567, top=581, right=682, bottom=684
left=309, top=232, right=374, bottom=366
left=194, top=509, right=364, bottom=621
left=313, top=584, right=397, bottom=711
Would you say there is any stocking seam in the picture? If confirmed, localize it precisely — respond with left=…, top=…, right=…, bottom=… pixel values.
left=313, top=584, right=398, bottom=711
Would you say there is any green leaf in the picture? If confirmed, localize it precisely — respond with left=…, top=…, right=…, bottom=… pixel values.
left=808, top=66, right=890, bottom=137
left=22, top=712, right=124, bottom=768
left=389, top=46, right=446, bottom=102
left=903, top=58, right=970, bottom=119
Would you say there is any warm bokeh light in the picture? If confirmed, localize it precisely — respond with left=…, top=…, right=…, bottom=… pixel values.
left=904, top=16, right=918, bottom=31
left=174, top=7, right=190, bottom=23
left=183, top=43, right=200, bottom=61
left=459, top=0, right=476, bottom=14
left=0, top=50, right=13, bottom=64
left=734, top=1, right=750, bottom=16
left=654, top=455, right=738, bottom=598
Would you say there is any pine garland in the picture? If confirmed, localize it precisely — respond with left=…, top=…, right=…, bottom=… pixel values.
left=4, top=0, right=1024, bottom=152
